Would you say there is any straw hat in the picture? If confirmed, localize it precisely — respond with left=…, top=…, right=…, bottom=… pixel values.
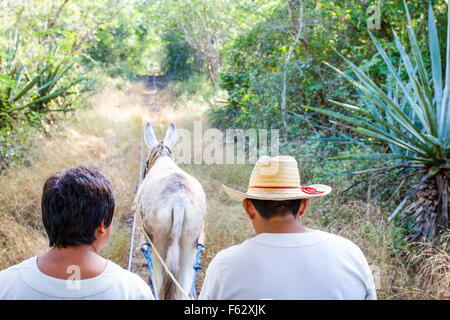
left=222, top=155, right=332, bottom=201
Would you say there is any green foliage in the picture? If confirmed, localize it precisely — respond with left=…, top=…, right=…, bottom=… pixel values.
left=83, top=4, right=156, bottom=79
left=0, top=0, right=105, bottom=169
left=211, top=0, right=448, bottom=139
left=308, top=1, right=449, bottom=170
left=211, top=1, right=364, bottom=134
left=161, top=29, right=199, bottom=81
left=0, top=122, right=36, bottom=171
left=0, top=32, right=89, bottom=127
left=173, top=73, right=215, bottom=102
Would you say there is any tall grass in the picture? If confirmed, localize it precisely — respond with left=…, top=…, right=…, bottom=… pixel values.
left=408, top=234, right=450, bottom=299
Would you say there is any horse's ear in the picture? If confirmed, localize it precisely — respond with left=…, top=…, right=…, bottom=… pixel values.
left=144, top=122, right=158, bottom=149
left=163, top=123, right=177, bottom=150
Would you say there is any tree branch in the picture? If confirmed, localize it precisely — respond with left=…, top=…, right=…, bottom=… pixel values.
left=388, top=172, right=436, bottom=221
left=286, top=0, right=308, bottom=48
left=47, top=0, right=71, bottom=29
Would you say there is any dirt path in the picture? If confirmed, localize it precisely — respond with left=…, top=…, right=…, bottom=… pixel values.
left=122, top=76, right=162, bottom=290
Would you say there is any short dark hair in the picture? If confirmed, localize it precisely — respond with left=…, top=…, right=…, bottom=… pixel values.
left=41, top=166, right=115, bottom=248
left=249, top=199, right=303, bottom=219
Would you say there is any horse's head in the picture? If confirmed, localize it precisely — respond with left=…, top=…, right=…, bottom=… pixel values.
left=142, top=122, right=177, bottom=179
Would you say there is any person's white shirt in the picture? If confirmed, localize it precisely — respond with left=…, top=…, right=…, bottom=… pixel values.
left=0, top=256, right=154, bottom=300
left=199, top=230, right=377, bottom=300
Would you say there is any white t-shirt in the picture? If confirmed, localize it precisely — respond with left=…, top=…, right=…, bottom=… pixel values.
left=199, top=230, right=376, bottom=300
left=0, top=256, right=154, bottom=300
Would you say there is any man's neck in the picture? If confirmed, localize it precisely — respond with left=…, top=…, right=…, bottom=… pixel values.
left=37, top=245, right=107, bottom=280
left=257, top=215, right=310, bottom=234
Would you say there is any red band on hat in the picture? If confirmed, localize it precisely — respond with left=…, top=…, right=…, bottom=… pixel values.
left=301, top=186, right=325, bottom=195
left=248, top=186, right=325, bottom=195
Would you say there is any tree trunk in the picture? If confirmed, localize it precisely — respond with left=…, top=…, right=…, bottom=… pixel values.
left=286, top=0, right=308, bottom=49
left=47, top=0, right=71, bottom=29
left=406, top=171, right=449, bottom=242
left=206, top=58, right=216, bottom=86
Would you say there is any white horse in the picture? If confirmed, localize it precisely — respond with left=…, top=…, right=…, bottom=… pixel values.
left=134, top=122, right=207, bottom=300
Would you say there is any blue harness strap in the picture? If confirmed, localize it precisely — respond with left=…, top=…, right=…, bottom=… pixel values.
left=190, top=243, right=204, bottom=299
left=140, top=242, right=205, bottom=300
left=140, top=242, right=159, bottom=300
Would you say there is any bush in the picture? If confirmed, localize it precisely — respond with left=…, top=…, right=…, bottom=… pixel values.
left=0, top=32, right=92, bottom=169
left=162, top=30, right=200, bottom=81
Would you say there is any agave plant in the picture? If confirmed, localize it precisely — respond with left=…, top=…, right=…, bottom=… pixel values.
left=303, top=1, right=449, bottom=241
left=0, top=32, right=86, bottom=128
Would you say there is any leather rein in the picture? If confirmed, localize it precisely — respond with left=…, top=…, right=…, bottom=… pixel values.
left=143, top=142, right=173, bottom=179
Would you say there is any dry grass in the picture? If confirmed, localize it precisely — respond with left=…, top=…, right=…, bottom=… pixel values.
left=406, top=235, right=450, bottom=299
left=0, top=216, right=47, bottom=269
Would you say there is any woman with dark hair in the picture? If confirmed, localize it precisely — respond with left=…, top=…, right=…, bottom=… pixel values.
left=0, top=166, right=153, bottom=300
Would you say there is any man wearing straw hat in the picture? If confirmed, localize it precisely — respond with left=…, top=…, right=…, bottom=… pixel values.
left=199, top=156, right=376, bottom=300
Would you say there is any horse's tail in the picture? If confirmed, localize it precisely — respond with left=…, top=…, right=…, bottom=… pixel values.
left=160, top=202, right=185, bottom=300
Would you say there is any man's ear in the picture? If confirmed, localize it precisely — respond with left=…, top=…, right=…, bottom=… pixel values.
left=97, top=221, right=106, bottom=233
left=297, top=199, right=309, bottom=217
left=243, top=199, right=257, bottom=220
